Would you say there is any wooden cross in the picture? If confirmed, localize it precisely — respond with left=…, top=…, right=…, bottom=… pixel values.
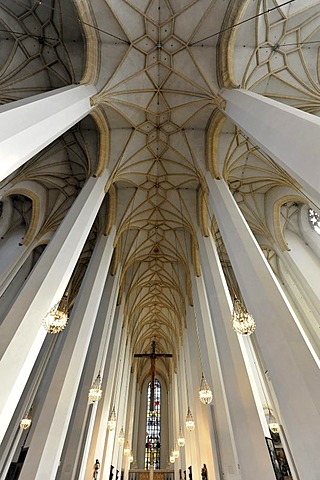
left=134, top=341, right=172, bottom=411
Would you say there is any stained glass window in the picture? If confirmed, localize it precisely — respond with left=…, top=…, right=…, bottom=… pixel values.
left=308, top=208, right=320, bottom=235
left=144, top=379, right=161, bottom=469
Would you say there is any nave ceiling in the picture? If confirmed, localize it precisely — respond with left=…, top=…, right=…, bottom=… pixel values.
left=0, top=0, right=319, bottom=382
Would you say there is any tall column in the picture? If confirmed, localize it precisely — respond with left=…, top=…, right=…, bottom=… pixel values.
left=85, top=301, right=124, bottom=480
left=184, top=302, right=220, bottom=480
left=221, top=88, right=320, bottom=205
left=0, top=85, right=96, bottom=182
left=191, top=270, right=240, bottom=480
left=176, top=350, right=187, bottom=475
left=18, top=230, right=115, bottom=480
left=273, top=247, right=320, bottom=358
left=103, top=331, right=129, bottom=473
left=283, top=231, right=320, bottom=312
left=172, top=371, right=182, bottom=475
left=206, top=175, right=320, bottom=480
left=179, top=340, right=192, bottom=471
left=111, top=338, right=131, bottom=469
left=131, top=366, right=141, bottom=467
left=123, top=365, right=138, bottom=479
left=183, top=321, right=202, bottom=480
left=56, top=238, right=116, bottom=480
left=0, top=335, right=58, bottom=480
left=0, top=167, right=110, bottom=445
left=198, top=233, right=283, bottom=479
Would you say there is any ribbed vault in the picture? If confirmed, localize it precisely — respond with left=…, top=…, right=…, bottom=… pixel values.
left=1, top=0, right=314, bottom=383
left=89, top=0, right=226, bottom=372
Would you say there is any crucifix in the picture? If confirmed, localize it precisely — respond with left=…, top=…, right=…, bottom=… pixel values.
left=134, top=340, right=172, bottom=412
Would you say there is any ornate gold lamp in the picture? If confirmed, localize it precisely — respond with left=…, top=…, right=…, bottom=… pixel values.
left=43, top=295, right=69, bottom=334
left=232, top=298, right=256, bottom=335
left=199, top=373, right=213, bottom=405
left=118, top=427, right=125, bottom=445
left=107, top=406, right=117, bottom=430
left=20, top=406, right=33, bottom=430
left=177, top=428, right=185, bottom=447
left=185, top=406, right=195, bottom=431
left=88, top=372, right=102, bottom=404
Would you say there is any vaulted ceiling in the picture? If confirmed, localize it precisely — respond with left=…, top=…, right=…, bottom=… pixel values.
left=89, top=0, right=227, bottom=372
left=1, top=0, right=319, bottom=382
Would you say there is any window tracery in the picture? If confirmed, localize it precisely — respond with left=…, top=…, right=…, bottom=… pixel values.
left=145, top=379, right=161, bottom=470
left=308, top=208, right=320, bottom=235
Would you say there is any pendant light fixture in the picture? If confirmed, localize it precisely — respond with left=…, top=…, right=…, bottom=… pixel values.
left=212, top=229, right=256, bottom=337
left=43, top=294, right=69, bottom=334
left=124, top=441, right=130, bottom=456
left=173, top=444, right=179, bottom=458
left=20, top=406, right=33, bottom=430
left=232, top=298, right=256, bottom=336
left=107, top=406, right=117, bottom=430
left=185, top=406, right=195, bottom=431
left=118, top=427, right=125, bottom=445
left=88, top=371, right=102, bottom=404
left=183, top=344, right=195, bottom=432
left=177, top=427, right=185, bottom=447
left=265, top=406, right=280, bottom=433
left=199, top=373, right=213, bottom=405
left=178, top=190, right=213, bottom=406
left=169, top=452, right=175, bottom=464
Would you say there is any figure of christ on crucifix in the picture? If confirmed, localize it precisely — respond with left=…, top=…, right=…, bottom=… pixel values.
left=134, top=341, right=172, bottom=414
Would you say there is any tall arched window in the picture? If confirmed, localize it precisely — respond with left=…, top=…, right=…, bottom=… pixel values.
left=145, top=379, right=161, bottom=469
left=308, top=208, right=320, bottom=235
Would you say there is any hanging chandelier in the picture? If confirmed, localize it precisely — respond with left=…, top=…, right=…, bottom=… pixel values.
left=107, top=406, right=117, bottom=430
left=169, top=453, right=175, bottom=464
left=177, top=428, right=185, bottom=447
left=88, top=372, right=102, bottom=404
left=124, top=442, right=130, bottom=456
left=173, top=444, right=179, bottom=458
left=265, top=407, right=280, bottom=434
left=232, top=298, right=256, bottom=335
left=118, top=427, right=125, bottom=445
left=185, top=406, right=195, bottom=431
left=20, top=406, right=32, bottom=430
left=199, top=373, right=213, bottom=405
left=43, top=296, right=69, bottom=334
left=269, top=421, right=280, bottom=434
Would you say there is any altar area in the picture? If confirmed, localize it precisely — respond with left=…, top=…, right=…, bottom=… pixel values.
left=129, top=469, right=174, bottom=480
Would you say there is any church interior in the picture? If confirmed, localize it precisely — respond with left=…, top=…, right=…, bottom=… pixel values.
left=0, top=1, right=320, bottom=479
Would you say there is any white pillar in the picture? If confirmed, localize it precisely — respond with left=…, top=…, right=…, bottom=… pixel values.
left=0, top=336, right=57, bottom=480
left=0, top=85, right=96, bottom=182
left=221, top=88, right=320, bottom=205
left=85, top=301, right=124, bottom=480
left=172, top=371, right=182, bottom=476
left=274, top=247, right=320, bottom=357
left=191, top=271, right=238, bottom=480
left=206, top=175, right=320, bottom=480
left=0, top=168, right=110, bottom=445
left=131, top=367, right=141, bottom=467
left=56, top=233, right=116, bottom=480
left=111, top=339, right=131, bottom=469
left=176, top=350, right=187, bottom=475
left=185, top=282, right=220, bottom=480
left=178, top=342, right=190, bottom=470
left=18, top=231, right=115, bottom=480
left=284, top=230, right=320, bottom=312
left=197, top=232, right=276, bottom=480
left=103, top=332, right=129, bottom=472
left=123, top=365, right=138, bottom=479
left=183, top=320, right=202, bottom=480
